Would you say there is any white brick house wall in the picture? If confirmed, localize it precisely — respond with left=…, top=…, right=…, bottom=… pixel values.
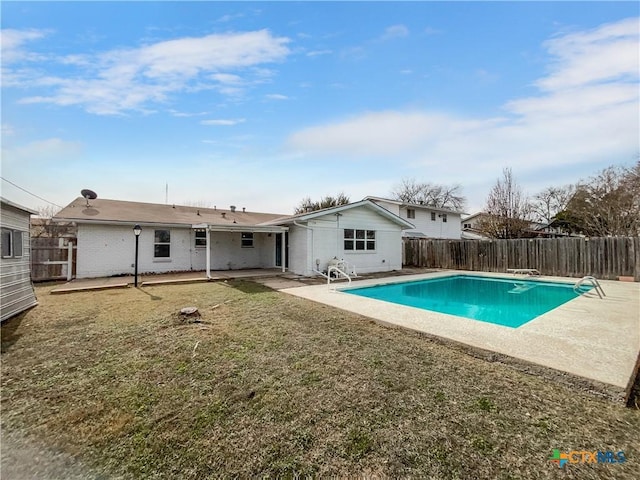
left=286, top=206, right=405, bottom=276
left=76, top=224, right=280, bottom=278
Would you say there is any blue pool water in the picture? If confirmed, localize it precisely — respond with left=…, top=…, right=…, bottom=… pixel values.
left=344, top=275, right=589, bottom=328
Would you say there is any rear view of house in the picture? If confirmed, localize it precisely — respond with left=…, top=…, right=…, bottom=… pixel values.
left=53, top=196, right=413, bottom=279
left=1, top=198, right=38, bottom=321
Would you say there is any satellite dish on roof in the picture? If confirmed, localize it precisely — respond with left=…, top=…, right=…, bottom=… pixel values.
left=81, top=188, right=98, bottom=207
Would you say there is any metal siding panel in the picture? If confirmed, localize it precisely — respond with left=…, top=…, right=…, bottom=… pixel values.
left=0, top=204, right=37, bottom=322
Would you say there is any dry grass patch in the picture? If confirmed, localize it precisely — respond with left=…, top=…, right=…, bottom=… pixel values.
left=2, top=280, right=639, bottom=479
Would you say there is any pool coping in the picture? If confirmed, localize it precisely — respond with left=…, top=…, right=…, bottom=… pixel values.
left=281, top=270, right=640, bottom=402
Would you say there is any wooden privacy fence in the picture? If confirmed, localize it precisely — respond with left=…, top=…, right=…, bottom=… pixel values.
left=31, top=237, right=76, bottom=282
left=403, top=236, right=640, bottom=281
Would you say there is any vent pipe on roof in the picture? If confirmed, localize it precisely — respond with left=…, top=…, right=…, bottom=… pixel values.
left=230, top=205, right=236, bottom=212
left=242, top=207, right=246, bottom=213
left=221, top=212, right=226, bottom=218
left=197, top=210, right=201, bottom=216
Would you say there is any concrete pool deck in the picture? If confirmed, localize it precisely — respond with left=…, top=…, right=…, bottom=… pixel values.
left=282, top=271, right=640, bottom=400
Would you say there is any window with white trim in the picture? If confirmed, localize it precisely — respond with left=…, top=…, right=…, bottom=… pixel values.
left=1, top=228, right=23, bottom=258
left=431, top=212, right=436, bottom=221
left=241, top=232, right=254, bottom=248
left=195, top=230, right=207, bottom=247
left=344, top=229, right=375, bottom=251
left=406, top=208, right=415, bottom=219
left=441, top=214, right=448, bottom=223
left=154, top=229, right=171, bottom=258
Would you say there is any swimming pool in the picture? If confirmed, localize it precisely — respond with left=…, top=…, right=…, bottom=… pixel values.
left=344, top=275, right=589, bottom=328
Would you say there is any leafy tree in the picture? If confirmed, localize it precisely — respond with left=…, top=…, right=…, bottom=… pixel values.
left=477, top=168, right=532, bottom=239
left=390, top=178, right=466, bottom=211
left=294, top=192, right=350, bottom=214
left=558, top=163, right=640, bottom=236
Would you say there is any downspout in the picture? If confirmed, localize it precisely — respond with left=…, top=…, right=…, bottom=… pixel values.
left=293, top=220, right=314, bottom=276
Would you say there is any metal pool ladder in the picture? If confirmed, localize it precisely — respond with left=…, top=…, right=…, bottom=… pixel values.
left=574, top=276, right=605, bottom=299
left=326, top=265, right=352, bottom=291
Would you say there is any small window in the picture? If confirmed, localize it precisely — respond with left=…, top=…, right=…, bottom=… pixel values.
left=407, top=208, right=415, bottom=219
left=195, top=230, right=207, bottom=247
left=463, top=223, right=471, bottom=229
left=241, top=232, right=254, bottom=248
left=1, top=228, right=12, bottom=257
left=431, top=212, right=436, bottom=221
left=13, top=231, right=23, bottom=257
left=344, top=229, right=375, bottom=251
left=154, top=229, right=171, bottom=258
left=442, top=214, right=448, bottom=223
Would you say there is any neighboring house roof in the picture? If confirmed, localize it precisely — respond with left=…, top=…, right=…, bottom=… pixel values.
left=364, top=195, right=464, bottom=215
left=461, top=229, right=491, bottom=240
left=54, top=197, right=286, bottom=227
left=265, top=199, right=415, bottom=229
left=1, top=197, right=38, bottom=215
left=461, top=212, right=486, bottom=223
left=403, top=231, right=428, bottom=238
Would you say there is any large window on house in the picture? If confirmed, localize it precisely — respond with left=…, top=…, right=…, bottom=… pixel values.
left=154, top=229, right=171, bottom=258
left=195, top=230, right=207, bottom=247
left=407, top=208, right=416, bottom=219
left=1, top=228, right=22, bottom=258
left=344, top=229, right=376, bottom=251
left=241, top=232, right=254, bottom=248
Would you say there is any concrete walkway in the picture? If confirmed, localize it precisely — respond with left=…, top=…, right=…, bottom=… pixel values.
left=49, top=268, right=290, bottom=293
left=49, top=267, right=434, bottom=294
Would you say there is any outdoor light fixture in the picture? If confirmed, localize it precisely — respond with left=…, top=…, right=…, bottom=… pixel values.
left=133, top=224, right=141, bottom=287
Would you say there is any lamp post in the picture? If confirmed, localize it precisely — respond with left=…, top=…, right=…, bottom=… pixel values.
left=133, top=224, right=141, bottom=287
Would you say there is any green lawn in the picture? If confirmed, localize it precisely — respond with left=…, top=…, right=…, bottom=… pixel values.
left=1, top=281, right=638, bottom=479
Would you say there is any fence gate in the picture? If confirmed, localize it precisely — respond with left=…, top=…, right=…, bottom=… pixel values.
left=31, top=237, right=77, bottom=282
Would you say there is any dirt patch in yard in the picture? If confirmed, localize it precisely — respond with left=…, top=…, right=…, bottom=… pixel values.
left=1, top=281, right=639, bottom=479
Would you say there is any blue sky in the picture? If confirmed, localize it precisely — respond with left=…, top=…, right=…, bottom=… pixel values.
left=2, top=1, right=639, bottom=215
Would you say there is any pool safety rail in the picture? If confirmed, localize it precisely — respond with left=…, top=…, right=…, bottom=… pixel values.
left=574, top=276, right=606, bottom=299
left=313, top=259, right=358, bottom=290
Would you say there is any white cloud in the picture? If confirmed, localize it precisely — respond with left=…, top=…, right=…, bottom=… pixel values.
left=285, top=17, right=639, bottom=182
left=1, top=123, right=16, bottom=137
left=0, top=28, right=48, bottom=63
left=1, top=138, right=83, bottom=164
left=537, top=17, right=639, bottom=90
left=307, top=49, right=332, bottom=57
left=381, top=24, right=409, bottom=41
left=265, top=93, right=288, bottom=100
left=7, top=29, right=291, bottom=115
left=200, top=118, right=246, bottom=126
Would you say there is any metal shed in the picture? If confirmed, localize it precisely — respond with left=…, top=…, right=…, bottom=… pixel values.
left=1, top=198, right=38, bottom=322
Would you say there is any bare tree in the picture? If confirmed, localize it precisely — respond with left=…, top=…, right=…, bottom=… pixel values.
left=531, top=185, right=575, bottom=224
left=391, top=178, right=466, bottom=210
left=294, top=192, right=350, bottom=214
left=477, top=168, right=532, bottom=239
left=31, top=205, right=76, bottom=238
left=560, top=163, right=640, bottom=236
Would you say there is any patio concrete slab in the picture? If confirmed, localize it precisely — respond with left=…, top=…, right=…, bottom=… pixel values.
left=50, top=269, right=286, bottom=293
left=282, top=271, right=640, bottom=398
